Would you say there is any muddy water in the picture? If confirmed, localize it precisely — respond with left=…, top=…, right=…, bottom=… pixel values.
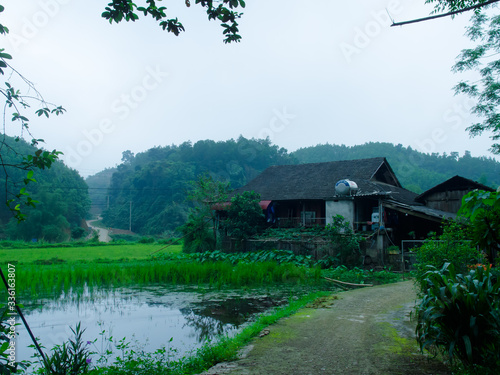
left=15, top=284, right=311, bottom=364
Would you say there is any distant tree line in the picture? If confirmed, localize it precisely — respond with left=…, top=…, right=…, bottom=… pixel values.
left=293, top=142, right=500, bottom=193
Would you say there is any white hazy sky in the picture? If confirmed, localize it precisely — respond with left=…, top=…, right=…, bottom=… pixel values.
left=2, top=0, right=497, bottom=177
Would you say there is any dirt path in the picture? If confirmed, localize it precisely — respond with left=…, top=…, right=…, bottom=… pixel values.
left=200, top=281, right=451, bottom=375
left=86, top=218, right=111, bottom=242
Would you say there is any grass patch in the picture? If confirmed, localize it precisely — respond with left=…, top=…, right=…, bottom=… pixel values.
left=0, top=243, right=182, bottom=264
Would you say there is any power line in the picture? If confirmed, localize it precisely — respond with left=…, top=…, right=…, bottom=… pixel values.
left=33, top=186, right=180, bottom=192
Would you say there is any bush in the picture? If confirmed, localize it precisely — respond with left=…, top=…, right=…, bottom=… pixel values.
left=416, top=263, right=500, bottom=373
left=180, top=214, right=216, bottom=253
left=71, top=227, right=86, bottom=240
left=138, top=237, right=155, bottom=244
left=414, top=221, right=483, bottom=289
left=109, top=234, right=140, bottom=242
left=325, top=215, right=363, bottom=267
left=223, top=191, right=265, bottom=241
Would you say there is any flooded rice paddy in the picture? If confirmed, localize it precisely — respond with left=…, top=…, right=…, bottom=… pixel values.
left=16, top=284, right=318, bottom=364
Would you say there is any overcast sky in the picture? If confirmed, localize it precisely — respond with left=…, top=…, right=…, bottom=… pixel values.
left=2, top=0, right=497, bottom=177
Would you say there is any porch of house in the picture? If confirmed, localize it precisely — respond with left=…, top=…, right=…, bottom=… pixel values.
left=267, top=199, right=327, bottom=227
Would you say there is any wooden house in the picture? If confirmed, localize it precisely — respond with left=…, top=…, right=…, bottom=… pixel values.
left=415, top=175, right=494, bottom=214
left=226, top=157, right=459, bottom=261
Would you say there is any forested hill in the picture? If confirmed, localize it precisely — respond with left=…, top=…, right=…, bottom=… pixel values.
left=0, top=136, right=90, bottom=241
left=98, top=137, right=294, bottom=235
left=292, top=142, right=500, bottom=193
left=92, top=139, right=500, bottom=236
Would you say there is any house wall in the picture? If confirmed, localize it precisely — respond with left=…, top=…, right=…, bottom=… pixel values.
left=273, top=200, right=325, bottom=226
left=422, top=190, right=470, bottom=213
left=325, top=199, right=355, bottom=227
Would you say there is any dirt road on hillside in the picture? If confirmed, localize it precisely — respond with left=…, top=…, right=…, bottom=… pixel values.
left=86, top=218, right=111, bottom=242
left=200, top=281, right=451, bottom=375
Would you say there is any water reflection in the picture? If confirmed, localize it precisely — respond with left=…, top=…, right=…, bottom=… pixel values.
left=15, top=284, right=305, bottom=364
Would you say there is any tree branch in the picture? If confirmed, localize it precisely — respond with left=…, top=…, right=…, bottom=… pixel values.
left=391, top=0, right=500, bottom=27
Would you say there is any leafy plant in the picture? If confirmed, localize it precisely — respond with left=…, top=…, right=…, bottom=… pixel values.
left=32, top=323, right=92, bottom=375
left=416, top=263, right=500, bottom=373
left=459, top=190, right=500, bottom=265
left=325, top=215, right=363, bottom=266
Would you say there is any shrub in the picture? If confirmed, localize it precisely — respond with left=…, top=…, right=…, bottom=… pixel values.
left=416, top=263, right=500, bottom=373
left=71, top=227, right=86, bottom=240
left=138, top=237, right=155, bottom=244
left=30, top=323, right=92, bottom=375
left=414, top=221, right=483, bottom=289
left=179, top=214, right=216, bottom=253
left=223, top=191, right=265, bottom=241
left=325, top=215, right=363, bottom=267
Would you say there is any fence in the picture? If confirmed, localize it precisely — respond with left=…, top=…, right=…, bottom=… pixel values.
left=400, top=240, right=425, bottom=271
left=274, top=217, right=327, bottom=228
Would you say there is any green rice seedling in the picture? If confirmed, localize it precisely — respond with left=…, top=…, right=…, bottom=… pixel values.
left=4, top=257, right=331, bottom=299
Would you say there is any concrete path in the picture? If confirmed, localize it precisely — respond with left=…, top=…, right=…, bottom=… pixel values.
left=200, top=281, right=451, bottom=375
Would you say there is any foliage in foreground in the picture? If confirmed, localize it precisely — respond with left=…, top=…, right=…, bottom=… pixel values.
left=459, top=189, right=500, bottom=265
left=416, top=263, right=500, bottom=374
left=37, top=323, right=92, bottom=375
